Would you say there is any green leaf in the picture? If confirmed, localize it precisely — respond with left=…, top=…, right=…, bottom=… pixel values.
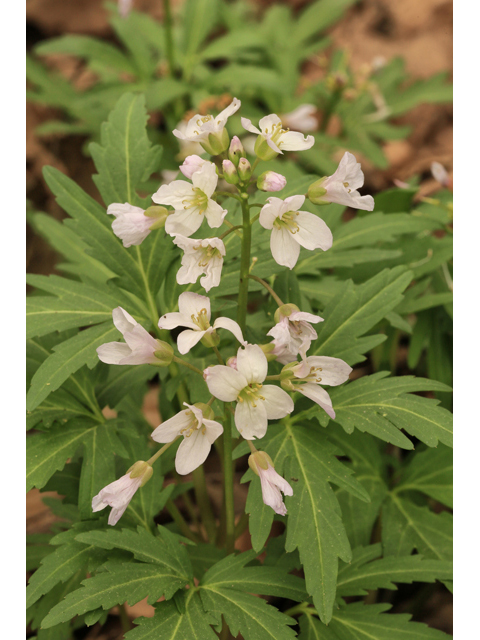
left=336, top=544, right=452, bottom=596
left=329, top=372, right=453, bottom=449
left=395, top=445, right=452, bottom=507
left=312, top=267, right=413, bottom=365
left=26, top=322, right=118, bottom=411
left=300, top=603, right=452, bottom=639
left=382, top=494, right=452, bottom=560
left=293, top=0, right=356, bottom=45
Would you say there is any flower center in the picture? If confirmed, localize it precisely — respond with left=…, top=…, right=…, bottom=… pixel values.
left=190, top=308, right=210, bottom=331
left=264, top=121, right=289, bottom=144
left=180, top=411, right=206, bottom=437
left=182, top=187, right=208, bottom=214
left=294, top=365, right=322, bottom=385
left=195, top=244, right=221, bottom=268
left=237, top=383, right=265, bottom=407
left=273, top=210, right=300, bottom=235
left=195, top=115, right=213, bottom=131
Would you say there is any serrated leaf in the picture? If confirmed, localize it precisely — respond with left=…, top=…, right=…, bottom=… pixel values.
left=329, top=372, right=453, bottom=449
left=395, top=445, right=453, bottom=507
left=336, top=544, right=452, bottom=596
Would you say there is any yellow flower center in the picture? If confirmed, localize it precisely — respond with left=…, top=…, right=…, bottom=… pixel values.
left=195, top=244, right=221, bottom=268
left=264, top=121, right=289, bottom=144
left=237, top=383, right=265, bottom=408
left=190, top=308, right=210, bottom=331
left=182, top=187, right=208, bottom=213
left=273, top=210, right=300, bottom=235
left=180, top=410, right=207, bottom=437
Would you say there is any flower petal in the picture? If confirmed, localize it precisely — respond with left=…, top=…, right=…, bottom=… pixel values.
left=175, top=429, right=212, bottom=475
left=278, top=130, right=314, bottom=151
left=177, top=329, right=207, bottom=354
left=261, top=385, right=294, bottom=419
left=295, top=211, right=333, bottom=251
left=283, top=194, right=306, bottom=212
left=178, top=291, right=211, bottom=322
left=192, top=162, right=218, bottom=198
left=217, top=97, right=241, bottom=122
left=259, top=474, right=286, bottom=515
left=236, top=344, right=268, bottom=384
left=151, top=410, right=192, bottom=443
left=289, top=311, right=323, bottom=324
left=204, top=366, right=248, bottom=401
left=270, top=227, right=300, bottom=269
left=96, top=342, right=132, bottom=364
left=304, top=356, right=352, bottom=386
left=158, top=311, right=197, bottom=331
left=259, top=199, right=283, bottom=229
left=112, top=307, right=137, bottom=334
left=241, top=117, right=261, bottom=135
left=202, top=419, right=224, bottom=443
left=204, top=199, right=227, bottom=228
left=235, top=399, right=268, bottom=439
left=297, top=383, right=335, bottom=419
left=259, top=114, right=282, bottom=132
left=213, top=317, right=246, bottom=345
left=165, top=208, right=204, bottom=237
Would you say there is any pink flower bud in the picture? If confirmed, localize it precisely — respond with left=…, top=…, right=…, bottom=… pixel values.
left=222, top=159, right=239, bottom=185
left=179, top=155, right=208, bottom=180
left=257, top=171, right=287, bottom=192
left=228, top=136, right=245, bottom=166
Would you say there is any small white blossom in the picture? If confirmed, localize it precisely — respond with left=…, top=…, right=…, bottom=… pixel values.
left=268, top=304, right=323, bottom=364
left=107, top=203, right=153, bottom=247
left=431, top=162, right=451, bottom=188
left=204, top=344, right=294, bottom=439
left=152, top=162, right=226, bottom=237
left=249, top=451, right=293, bottom=516
left=97, top=307, right=170, bottom=365
left=281, top=104, right=317, bottom=132
left=92, top=461, right=152, bottom=526
left=173, top=235, right=225, bottom=292
left=180, top=155, right=209, bottom=180
left=151, top=403, right=223, bottom=475
left=259, top=195, right=333, bottom=269
left=241, top=113, right=314, bottom=155
left=158, top=292, right=245, bottom=355
left=282, top=356, right=352, bottom=419
left=308, top=152, right=374, bottom=211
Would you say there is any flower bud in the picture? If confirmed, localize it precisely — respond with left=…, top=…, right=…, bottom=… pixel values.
left=248, top=450, right=274, bottom=475
left=307, top=178, right=328, bottom=205
left=226, top=356, right=238, bottom=369
left=126, top=461, right=153, bottom=487
left=257, top=171, right=287, bottom=192
left=179, top=155, right=208, bottom=179
left=254, top=136, right=278, bottom=161
left=258, top=343, right=277, bottom=362
left=153, top=340, right=174, bottom=366
left=238, top=157, right=252, bottom=181
left=228, top=136, right=245, bottom=166
left=201, top=128, right=230, bottom=156
left=222, top=159, right=239, bottom=185
left=144, top=205, right=170, bottom=230
left=274, top=303, right=300, bottom=324
left=279, top=363, right=297, bottom=390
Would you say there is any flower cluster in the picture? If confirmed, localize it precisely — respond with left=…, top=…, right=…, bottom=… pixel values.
left=94, top=97, right=374, bottom=525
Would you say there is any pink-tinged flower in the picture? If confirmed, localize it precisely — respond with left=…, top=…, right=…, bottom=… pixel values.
left=308, top=152, right=374, bottom=211
left=259, top=195, right=333, bottom=269
left=257, top=171, right=287, bottom=192
left=107, top=203, right=153, bottom=248
left=158, top=292, right=245, bottom=355
left=281, top=104, right=317, bottom=132
left=152, top=403, right=223, bottom=475
left=179, top=155, right=209, bottom=180
left=118, top=0, right=133, bottom=18
left=281, top=355, right=352, bottom=419
left=173, top=236, right=225, bottom=292
left=152, top=162, right=227, bottom=237
left=174, top=120, right=204, bottom=158
left=173, top=98, right=241, bottom=155
left=268, top=303, right=323, bottom=364
left=241, top=113, right=314, bottom=160
left=204, top=344, right=294, bottom=439
left=431, top=162, right=452, bottom=189
left=97, top=307, right=173, bottom=366
left=248, top=451, right=292, bottom=516
left=92, top=461, right=153, bottom=526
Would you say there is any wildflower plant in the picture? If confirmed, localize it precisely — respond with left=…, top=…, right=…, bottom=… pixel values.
left=27, top=93, right=453, bottom=639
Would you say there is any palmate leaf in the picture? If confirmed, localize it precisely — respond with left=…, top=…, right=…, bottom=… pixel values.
left=327, top=372, right=453, bottom=449
left=27, top=387, right=93, bottom=430
left=336, top=544, right=452, bottom=597
left=395, top=445, right=453, bottom=508
left=240, top=422, right=369, bottom=624
left=311, top=267, right=413, bottom=365
left=298, top=603, right=451, bottom=639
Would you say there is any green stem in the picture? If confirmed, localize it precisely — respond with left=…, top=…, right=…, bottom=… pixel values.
left=219, top=225, right=243, bottom=240
left=163, top=0, right=175, bottom=76
left=192, top=466, right=217, bottom=542
left=237, top=195, right=252, bottom=333
left=166, top=499, right=201, bottom=542
left=234, top=512, right=249, bottom=539
left=216, top=190, right=243, bottom=202
left=172, top=355, right=204, bottom=376
left=212, top=345, right=224, bottom=364
left=284, top=602, right=314, bottom=618
left=222, top=405, right=235, bottom=554
left=118, top=603, right=133, bottom=633
left=321, top=89, right=342, bottom=132
left=248, top=274, right=284, bottom=307
left=147, top=437, right=180, bottom=467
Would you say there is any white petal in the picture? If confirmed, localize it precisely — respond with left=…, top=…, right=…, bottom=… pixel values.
left=263, top=466, right=293, bottom=497
left=241, top=117, right=261, bottom=135
left=304, top=356, right=352, bottom=386
left=152, top=181, right=193, bottom=208
left=108, top=505, right=129, bottom=526
left=151, top=410, right=192, bottom=443
left=278, top=130, right=314, bottom=151
left=158, top=311, right=197, bottom=331
left=283, top=194, right=306, bottom=212
left=123, top=324, right=158, bottom=352
left=200, top=254, right=224, bottom=291
left=111, top=211, right=151, bottom=248
left=192, top=162, right=218, bottom=198
left=261, top=385, right=294, bottom=419
left=341, top=152, right=365, bottom=190
left=202, top=419, right=224, bottom=443
left=217, top=97, right=241, bottom=121
left=204, top=366, right=247, bottom=401
left=295, top=211, right=333, bottom=251
left=282, top=104, right=317, bottom=132
left=177, top=329, right=207, bottom=354
left=235, top=399, right=268, bottom=439
left=259, top=199, right=282, bottom=230
left=213, top=317, right=246, bottom=345
left=165, top=208, right=204, bottom=237
left=298, top=383, right=335, bottom=419
left=175, top=429, right=212, bottom=475
left=289, top=311, right=323, bottom=324
left=112, top=307, right=137, bottom=334
left=204, top=199, right=227, bottom=228
left=259, top=474, right=286, bottom=515
left=179, top=155, right=208, bottom=179
left=236, top=344, right=268, bottom=384
left=259, top=114, right=282, bottom=132
left=96, top=342, right=132, bottom=364
left=266, top=137, right=282, bottom=154
left=107, top=203, right=144, bottom=218
left=178, top=291, right=211, bottom=322
left=270, top=227, right=300, bottom=269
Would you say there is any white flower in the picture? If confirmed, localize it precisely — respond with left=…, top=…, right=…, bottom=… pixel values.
left=241, top=113, right=314, bottom=156
left=152, top=162, right=227, bottom=237
left=308, top=152, right=374, bottom=211
left=281, top=104, right=317, bottom=132
left=282, top=355, right=352, bottom=419
left=173, top=235, right=225, bottom=292
left=92, top=461, right=152, bottom=526
left=268, top=304, right=323, bottom=364
left=180, top=155, right=209, bottom=180
left=97, top=307, right=172, bottom=365
left=257, top=171, right=287, bottom=192
left=204, top=344, right=294, bottom=439
left=248, top=451, right=293, bottom=516
left=259, top=195, right=333, bottom=269
left=118, top=0, right=133, bottom=19
left=431, top=162, right=451, bottom=188
left=107, top=203, right=153, bottom=248
left=151, top=403, right=223, bottom=475
left=158, top=292, right=245, bottom=355
left=173, top=98, right=241, bottom=155
left=174, top=120, right=204, bottom=159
